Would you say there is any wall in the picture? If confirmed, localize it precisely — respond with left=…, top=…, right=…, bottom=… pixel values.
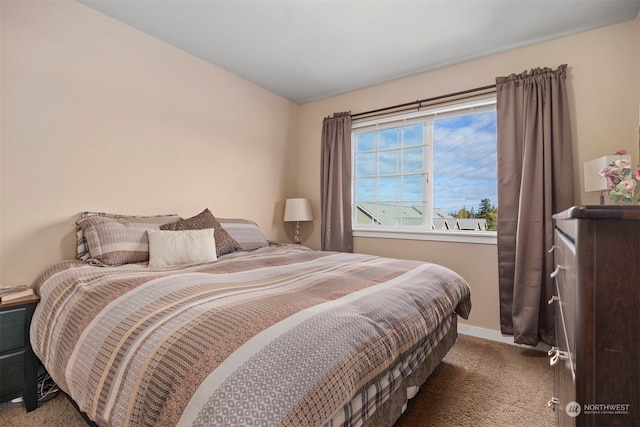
left=0, top=1, right=300, bottom=285
left=2, top=2, right=638, bottom=335
left=298, top=20, right=639, bottom=333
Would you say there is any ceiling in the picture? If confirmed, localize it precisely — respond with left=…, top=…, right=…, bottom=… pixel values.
left=79, top=0, right=640, bottom=104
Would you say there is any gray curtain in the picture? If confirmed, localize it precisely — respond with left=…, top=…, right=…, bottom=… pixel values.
left=321, top=112, right=353, bottom=252
left=496, top=65, right=574, bottom=346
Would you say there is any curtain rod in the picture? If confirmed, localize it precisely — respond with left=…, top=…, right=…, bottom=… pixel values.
left=351, top=84, right=496, bottom=120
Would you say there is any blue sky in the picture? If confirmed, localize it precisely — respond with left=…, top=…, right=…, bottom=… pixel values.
left=355, top=110, right=497, bottom=215
left=432, top=111, right=497, bottom=214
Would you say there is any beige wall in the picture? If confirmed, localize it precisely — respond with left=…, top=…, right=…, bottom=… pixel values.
left=0, top=1, right=300, bottom=285
left=298, top=20, right=639, bottom=332
left=2, top=1, right=638, bottom=335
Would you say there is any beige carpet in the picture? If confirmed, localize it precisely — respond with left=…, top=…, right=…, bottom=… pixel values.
left=0, top=334, right=554, bottom=427
left=396, top=334, right=554, bottom=426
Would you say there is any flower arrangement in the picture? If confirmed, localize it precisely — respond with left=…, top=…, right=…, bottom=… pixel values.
left=598, top=149, right=640, bottom=205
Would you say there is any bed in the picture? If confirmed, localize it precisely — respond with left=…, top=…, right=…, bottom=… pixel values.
left=29, top=209, right=471, bottom=427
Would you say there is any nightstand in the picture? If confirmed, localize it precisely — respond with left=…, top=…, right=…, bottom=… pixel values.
left=0, top=293, right=40, bottom=412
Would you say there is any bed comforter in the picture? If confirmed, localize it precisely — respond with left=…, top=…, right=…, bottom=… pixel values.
left=30, top=244, right=471, bottom=427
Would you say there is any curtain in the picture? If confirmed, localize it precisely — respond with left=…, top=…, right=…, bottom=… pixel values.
left=496, top=65, right=574, bottom=346
left=321, top=112, right=353, bottom=252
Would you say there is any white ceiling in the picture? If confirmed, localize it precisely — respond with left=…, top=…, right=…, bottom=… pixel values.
left=80, top=0, right=640, bottom=104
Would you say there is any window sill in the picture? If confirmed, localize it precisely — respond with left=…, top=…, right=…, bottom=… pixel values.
left=353, top=228, right=497, bottom=245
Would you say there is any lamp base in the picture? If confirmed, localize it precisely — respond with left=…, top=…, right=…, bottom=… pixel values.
left=294, top=221, right=302, bottom=244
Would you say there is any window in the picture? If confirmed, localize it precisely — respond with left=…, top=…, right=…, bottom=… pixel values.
left=352, top=96, right=497, bottom=242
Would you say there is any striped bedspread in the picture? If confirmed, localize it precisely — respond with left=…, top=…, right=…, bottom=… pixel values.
left=30, top=245, right=471, bottom=427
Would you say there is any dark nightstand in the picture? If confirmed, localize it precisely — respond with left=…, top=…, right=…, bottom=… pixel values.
left=0, top=293, right=40, bottom=412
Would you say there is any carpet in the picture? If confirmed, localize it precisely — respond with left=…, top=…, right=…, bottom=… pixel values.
left=396, top=334, right=554, bottom=426
left=0, top=334, right=554, bottom=426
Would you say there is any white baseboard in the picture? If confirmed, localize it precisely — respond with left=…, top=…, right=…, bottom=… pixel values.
left=457, top=323, right=551, bottom=352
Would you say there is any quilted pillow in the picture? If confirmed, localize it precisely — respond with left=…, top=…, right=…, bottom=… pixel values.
left=76, top=212, right=180, bottom=261
left=147, top=229, right=217, bottom=268
left=217, top=218, right=269, bottom=251
left=160, top=209, right=241, bottom=256
left=76, top=214, right=181, bottom=266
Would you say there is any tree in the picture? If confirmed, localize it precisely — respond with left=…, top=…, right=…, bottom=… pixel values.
left=455, top=207, right=471, bottom=218
left=477, top=198, right=497, bottom=231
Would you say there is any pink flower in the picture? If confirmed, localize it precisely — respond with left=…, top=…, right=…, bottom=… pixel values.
left=614, top=149, right=628, bottom=155
left=616, top=159, right=631, bottom=169
left=622, top=179, right=637, bottom=193
left=636, top=168, right=640, bottom=181
left=598, top=167, right=610, bottom=178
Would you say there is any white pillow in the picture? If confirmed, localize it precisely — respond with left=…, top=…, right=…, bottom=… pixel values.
left=147, top=229, right=217, bottom=268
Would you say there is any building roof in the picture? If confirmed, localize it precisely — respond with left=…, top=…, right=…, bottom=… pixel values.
left=356, top=202, right=423, bottom=226
left=356, top=202, right=487, bottom=231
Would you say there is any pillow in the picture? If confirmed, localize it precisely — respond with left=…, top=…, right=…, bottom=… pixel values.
left=217, top=218, right=269, bottom=251
left=160, top=209, right=241, bottom=256
left=76, top=214, right=181, bottom=266
left=147, top=229, right=217, bottom=268
left=76, top=212, right=179, bottom=261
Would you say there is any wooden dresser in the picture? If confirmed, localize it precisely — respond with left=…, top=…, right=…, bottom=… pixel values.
left=549, top=206, right=640, bottom=426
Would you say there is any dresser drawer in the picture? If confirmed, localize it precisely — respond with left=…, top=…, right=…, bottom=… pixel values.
left=0, top=350, right=26, bottom=400
left=553, top=228, right=576, bottom=364
left=0, top=295, right=40, bottom=411
left=0, top=307, right=27, bottom=353
left=553, top=328, right=576, bottom=426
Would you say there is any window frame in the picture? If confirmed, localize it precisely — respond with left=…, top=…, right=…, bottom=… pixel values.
left=351, top=95, right=497, bottom=245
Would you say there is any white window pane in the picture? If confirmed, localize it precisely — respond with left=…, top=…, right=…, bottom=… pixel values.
left=356, top=177, right=376, bottom=202
left=433, top=111, right=497, bottom=225
left=403, top=147, right=423, bottom=173
left=379, top=149, right=401, bottom=175
left=357, top=132, right=375, bottom=152
left=402, top=175, right=423, bottom=201
left=356, top=202, right=381, bottom=225
left=402, top=124, right=423, bottom=146
left=378, top=176, right=399, bottom=202
left=356, top=152, right=377, bottom=177
left=379, top=128, right=400, bottom=149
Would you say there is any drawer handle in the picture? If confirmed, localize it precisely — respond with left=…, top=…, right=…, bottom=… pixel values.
left=548, top=346, right=568, bottom=366
left=548, top=295, right=560, bottom=305
left=550, top=265, right=564, bottom=278
left=548, top=397, right=560, bottom=410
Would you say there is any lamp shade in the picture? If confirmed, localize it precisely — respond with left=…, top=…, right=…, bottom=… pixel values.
left=584, top=155, right=631, bottom=192
left=284, top=198, right=313, bottom=222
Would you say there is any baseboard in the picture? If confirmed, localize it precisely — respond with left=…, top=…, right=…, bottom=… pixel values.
left=457, top=323, right=551, bottom=352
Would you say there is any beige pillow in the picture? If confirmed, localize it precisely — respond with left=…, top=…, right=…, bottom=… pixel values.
left=147, top=229, right=217, bottom=268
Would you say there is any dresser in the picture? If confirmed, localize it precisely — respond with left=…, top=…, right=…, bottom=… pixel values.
left=0, top=294, right=40, bottom=411
left=549, top=206, right=640, bottom=426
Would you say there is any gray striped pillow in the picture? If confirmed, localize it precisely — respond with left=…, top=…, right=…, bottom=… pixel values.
left=76, top=214, right=181, bottom=266
left=217, top=218, right=269, bottom=251
left=76, top=212, right=179, bottom=261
